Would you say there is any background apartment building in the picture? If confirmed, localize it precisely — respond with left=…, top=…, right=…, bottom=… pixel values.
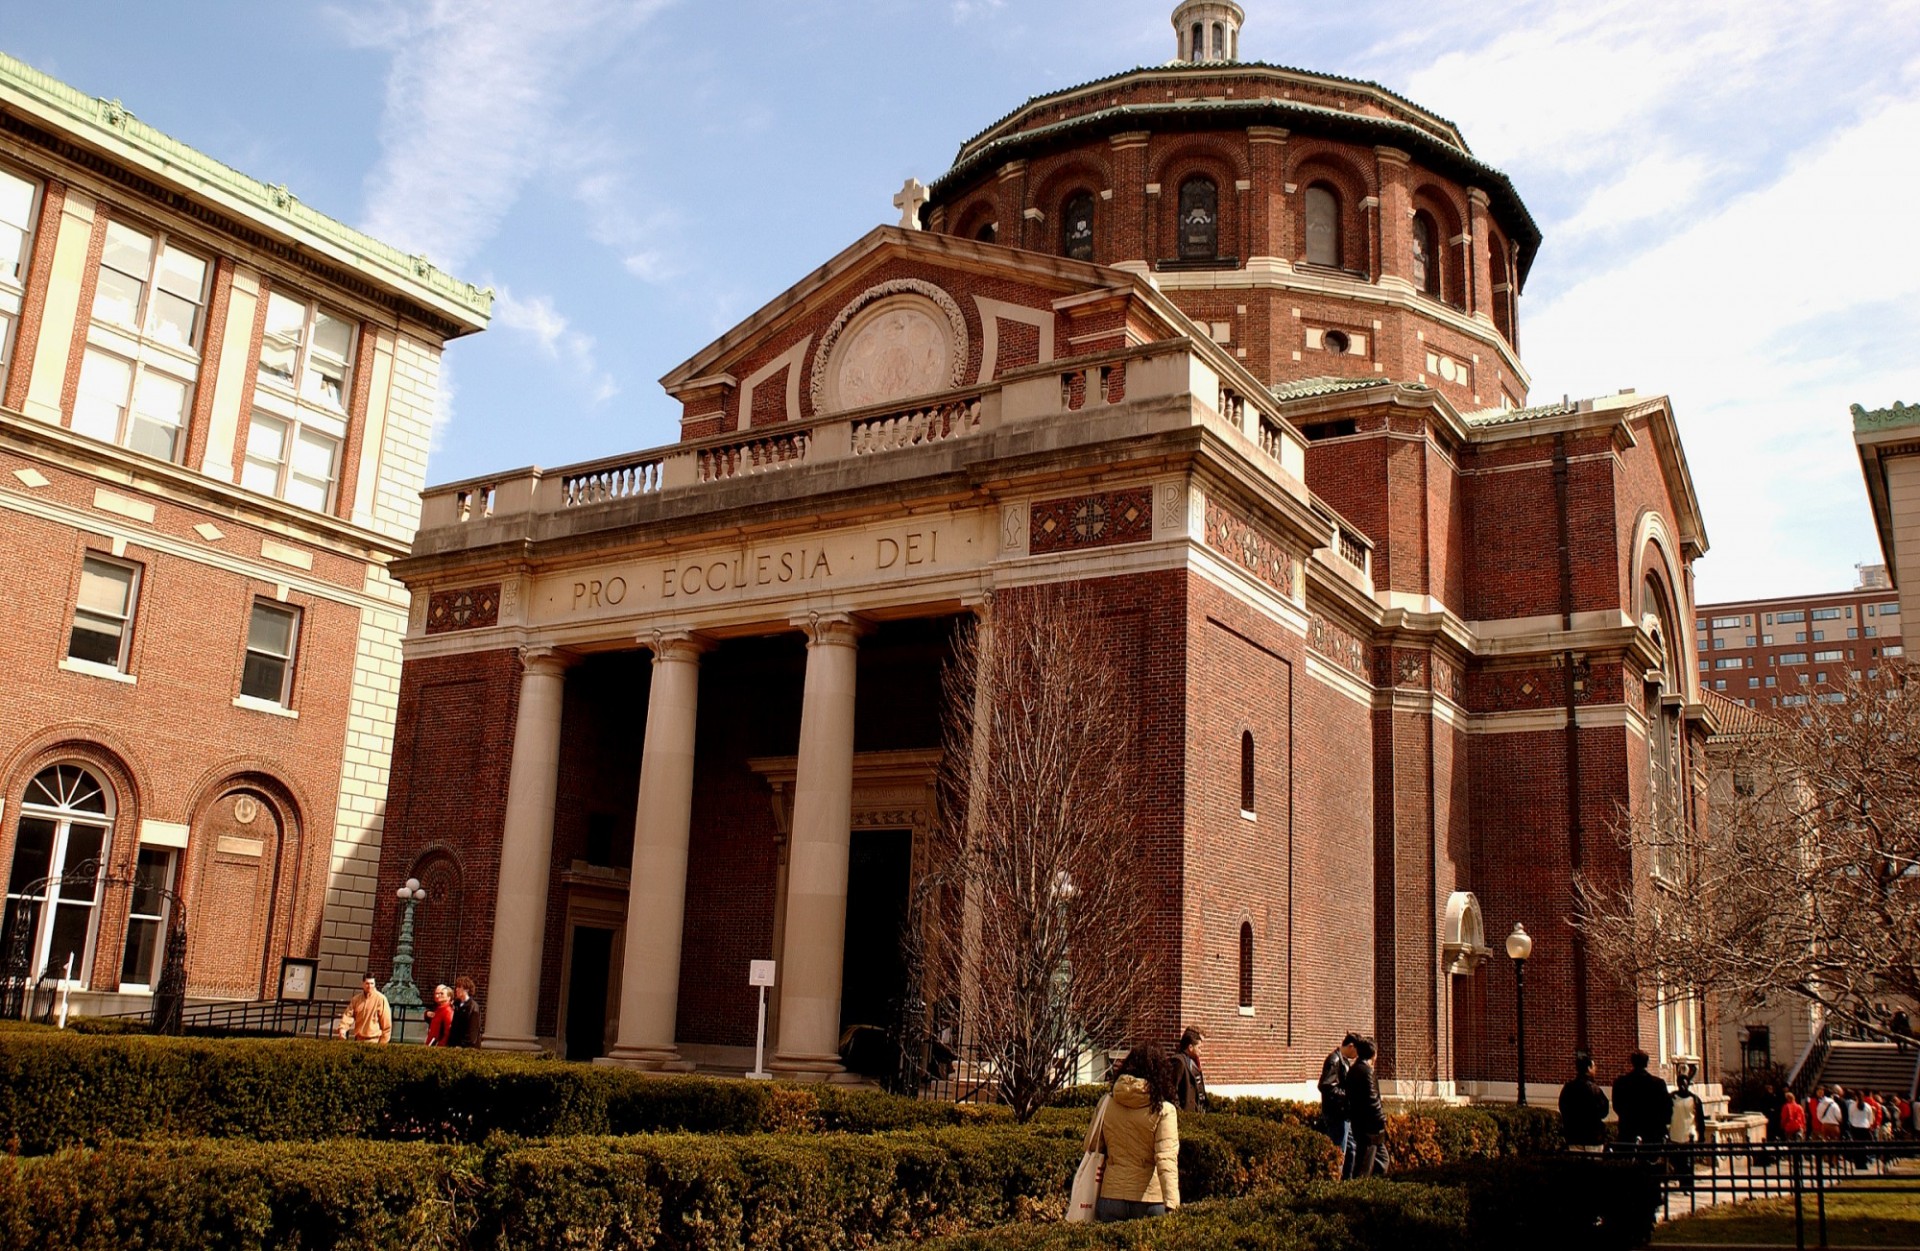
left=1694, top=566, right=1902, bottom=712
left=0, top=51, right=488, bottom=1010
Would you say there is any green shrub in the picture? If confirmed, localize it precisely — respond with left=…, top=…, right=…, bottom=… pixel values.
left=0, top=1031, right=1003, bottom=1153
left=905, top=1183, right=1470, bottom=1250
left=0, top=1125, right=1083, bottom=1251
left=1475, top=1101, right=1566, bottom=1154
left=1399, top=1156, right=1660, bottom=1251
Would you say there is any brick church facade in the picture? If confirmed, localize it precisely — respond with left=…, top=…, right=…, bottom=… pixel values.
left=382, top=3, right=1713, bottom=1095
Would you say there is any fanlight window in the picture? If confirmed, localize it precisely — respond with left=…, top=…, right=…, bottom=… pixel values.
left=1179, top=178, right=1219, bottom=260
left=4, top=764, right=114, bottom=984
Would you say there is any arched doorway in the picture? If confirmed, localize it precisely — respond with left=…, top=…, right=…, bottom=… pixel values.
left=185, top=786, right=297, bottom=999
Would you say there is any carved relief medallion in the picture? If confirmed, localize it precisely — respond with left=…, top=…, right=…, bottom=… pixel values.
left=811, top=280, right=969, bottom=413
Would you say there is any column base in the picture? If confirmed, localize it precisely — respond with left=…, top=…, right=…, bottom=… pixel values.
left=480, top=1035, right=550, bottom=1055
left=596, top=1045, right=695, bottom=1073
left=770, top=1051, right=862, bottom=1083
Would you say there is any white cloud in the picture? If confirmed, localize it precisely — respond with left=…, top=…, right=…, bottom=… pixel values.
left=568, top=163, right=685, bottom=286
left=1523, top=91, right=1920, bottom=599
left=493, top=287, right=619, bottom=404
left=951, top=0, right=1005, bottom=22
left=342, top=0, right=673, bottom=270
left=1553, top=150, right=1716, bottom=243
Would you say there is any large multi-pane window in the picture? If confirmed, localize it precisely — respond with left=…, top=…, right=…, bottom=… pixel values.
left=3, top=765, right=113, bottom=985
left=0, top=165, right=41, bottom=377
left=73, top=219, right=207, bottom=462
left=247, top=290, right=353, bottom=512
left=67, top=555, right=140, bottom=672
left=240, top=600, right=300, bottom=706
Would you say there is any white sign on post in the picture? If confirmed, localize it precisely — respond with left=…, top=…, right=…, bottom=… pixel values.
left=747, top=959, right=776, bottom=1079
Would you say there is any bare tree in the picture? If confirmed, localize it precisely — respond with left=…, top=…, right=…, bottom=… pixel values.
left=1578, top=664, right=1920, bottom=1039
left=910, top=589, right=1155, bottom=1121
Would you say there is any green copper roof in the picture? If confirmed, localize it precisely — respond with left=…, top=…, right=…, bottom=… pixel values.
left=1852, top=401, right=1920, bottom=433
left=1270, top=376, right=1394, bottom=401
left=1461, top=398, right=1580, bottom=427
left=0, top=49, right=491, bottom=332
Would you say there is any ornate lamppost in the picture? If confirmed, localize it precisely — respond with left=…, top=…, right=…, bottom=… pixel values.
left=383, top=878, right=428, bottom=1009
left=1506, top=922, right=1533, bottom=1105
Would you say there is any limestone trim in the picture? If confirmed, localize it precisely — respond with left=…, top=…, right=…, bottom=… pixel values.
left=1468, top=704, right=1636, bottom=735
left=810, top=280, right=968, bottom=415
left=738, top=335, right=811, bottom=430
left=973, top=296, right=1056, bottom=383
left=1305, top=652, right=1373, bottom=709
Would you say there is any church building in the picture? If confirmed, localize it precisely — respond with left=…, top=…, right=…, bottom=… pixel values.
left=381, top=3, right=1713, bottom=1096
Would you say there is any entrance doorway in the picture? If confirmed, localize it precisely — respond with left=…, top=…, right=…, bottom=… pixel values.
left=564, top=926, right=614, bottom=1061
left=839, top=828, right=911, bottom=1040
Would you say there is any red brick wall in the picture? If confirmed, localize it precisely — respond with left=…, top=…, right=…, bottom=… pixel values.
left=372, top=648, right=522, bottom=1005
left=0, top=457, right=363, bottom=999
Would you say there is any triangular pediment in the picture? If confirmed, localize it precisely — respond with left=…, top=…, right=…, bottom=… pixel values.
left=659, top=226, right=1181, bottom=437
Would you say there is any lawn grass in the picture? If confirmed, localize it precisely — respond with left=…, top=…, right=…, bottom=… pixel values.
left=1652, top=1188, right=1920, bottom=1247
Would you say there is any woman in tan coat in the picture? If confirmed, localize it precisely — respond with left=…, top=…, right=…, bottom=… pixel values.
left=1091, top=1044, right=1181, bottom=1221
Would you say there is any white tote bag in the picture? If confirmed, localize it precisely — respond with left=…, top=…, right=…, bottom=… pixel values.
left=1065, top=1095, right=1110, bottom=1224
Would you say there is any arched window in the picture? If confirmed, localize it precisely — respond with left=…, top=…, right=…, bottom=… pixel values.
left=1213, top=22, right=1226, bottom=60
left=1238, top=921, right=1255, bottom=1008
left=1411, top=212, right=1440, bottom=297
left=1304, top=185, right=1340, bottom=268
left=4, top=764, right=113, bottom=984
left=1191, top=22, right=1204, bottom=59
left=1061, top=191, right=1096, bottom=261
left=1240, top=730, right=1255, bottom=813
left=1491, top=238, right=1515, bottom=345
left=1179, top=177, right=1219, bottom=261
left=975, top=220, right=997, bottom=243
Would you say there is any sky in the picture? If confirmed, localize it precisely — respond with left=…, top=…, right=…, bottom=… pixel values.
left=3, top=0, right=1916, bottom=604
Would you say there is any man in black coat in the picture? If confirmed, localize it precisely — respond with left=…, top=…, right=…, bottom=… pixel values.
left=1610, top=1050, right=1672, bottom=1149
left=1347, top=1036, right=1390, bottom=1177
left=1558, top=1052, right=1610, bottom=1151
left=1319, top=1033, right=1358, bottom=1175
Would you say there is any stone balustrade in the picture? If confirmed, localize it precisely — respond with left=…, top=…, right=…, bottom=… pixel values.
left=418, top=339, right=1308, bottom=530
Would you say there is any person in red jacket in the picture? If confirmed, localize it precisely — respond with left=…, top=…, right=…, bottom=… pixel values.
left=1779, top=1095, right=1806, bottom=1141
left=424, top=982, right=455, bottom=1046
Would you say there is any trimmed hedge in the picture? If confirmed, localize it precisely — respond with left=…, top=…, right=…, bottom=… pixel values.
left=904, top=1182, right=1468, bottom=1250
left=0, top=1127, right=1082, bottom=1250
left=0, top=1028, right=1006, bottom=1152
left=1400, top=1157, right=1659, bottom=1251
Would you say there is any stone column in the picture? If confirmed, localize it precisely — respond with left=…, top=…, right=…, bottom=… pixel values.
left=772, top=612, right=864, bottom=1079
left=600, top=631, right=708, bottom=1071
left=1466, top=188, right=1497, bottom=325
left=481, top=646, right=571, bottom=1052
left=1374, top=147, right=1413, bottom=290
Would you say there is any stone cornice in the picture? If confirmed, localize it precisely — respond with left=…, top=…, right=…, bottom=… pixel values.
left=0, top=50, right=490, bottom=335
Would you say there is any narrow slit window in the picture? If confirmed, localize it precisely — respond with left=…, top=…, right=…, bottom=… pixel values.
left=1240, top=730, right=1255, bottom=813
left=1239, top=922, right=1254, bottom=1008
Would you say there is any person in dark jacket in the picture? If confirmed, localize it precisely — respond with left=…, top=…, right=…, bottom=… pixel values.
left=1319, top=1032, right=1358, bottom=1174
left=1558, top=1052, right=1610, bottom=1151
left=1610, top=1050, right=1672, bottom=1149
left=446, top=975, right=483, bottom=1048
left=1173, top=1025, right=1210, bottom=1113
left=1346, top=1036, right=1389, bottom=1176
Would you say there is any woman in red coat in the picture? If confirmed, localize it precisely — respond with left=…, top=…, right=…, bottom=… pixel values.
left=425, top=983, right=455, bottom=1046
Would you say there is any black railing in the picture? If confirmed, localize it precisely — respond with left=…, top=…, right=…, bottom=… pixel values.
left=105, top=997, right=433, bottom=1043
left=1624, top=1138, right=1920, bottom=1250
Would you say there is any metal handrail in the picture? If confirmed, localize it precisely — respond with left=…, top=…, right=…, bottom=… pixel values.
left=1788, top=1023, right=1831, bottom=1097
left=1629, top=1138, right=1920, bottom=1250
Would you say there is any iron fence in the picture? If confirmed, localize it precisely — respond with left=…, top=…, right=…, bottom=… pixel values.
left=1621, top=1137, right=1920, bottom=1250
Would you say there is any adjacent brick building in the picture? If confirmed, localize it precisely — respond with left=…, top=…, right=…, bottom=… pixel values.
left=1694, top=569, right=1902, bottom=714
left=0, top=52, right=489, bottom=1009
left=381, top=4, right=1715, bottom=1096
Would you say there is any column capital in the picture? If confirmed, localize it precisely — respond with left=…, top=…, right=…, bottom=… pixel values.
left=1467, top=186, right=1492, bottom=209
left=794, top=611, right=867, bottom=648
left=641, top=629, right=712, bottom=664
left=1374, top=145, right=1412, bottom=166
left=516, top=645, right=573, bottom=678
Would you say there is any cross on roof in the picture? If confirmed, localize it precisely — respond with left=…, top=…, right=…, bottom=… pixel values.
left=893, top=178, right=930, bottom=230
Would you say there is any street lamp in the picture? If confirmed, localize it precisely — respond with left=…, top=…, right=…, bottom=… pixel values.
left=1506, top=922, right=1533, bottom=1105
left=383, top=878, right=428, bottom=1009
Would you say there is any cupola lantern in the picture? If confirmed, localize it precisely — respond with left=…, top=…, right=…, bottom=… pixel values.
left=1172, top=1, right=1245, bottom=64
